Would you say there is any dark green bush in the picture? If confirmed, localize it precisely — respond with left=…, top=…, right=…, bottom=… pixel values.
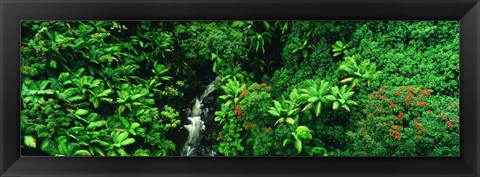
left=344, top=21, right=459, bottom=97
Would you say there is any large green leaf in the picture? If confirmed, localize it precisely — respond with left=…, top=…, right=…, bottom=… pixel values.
left=24, top=136, right=36, bottom=148
left=116, top=132, right=129, bottom=143
left=315, top=103, right=322, bottom=117
left=295, top=138, right=302, bottom=153
left=75, top=109, right=89, bottom=116
left=273, top=100, right=282, bottom=112
left=120, top=138, right=136, bottom=146
left=332, top=102, right=340, bottom=110
left=268, top=109, right=280, bottom=117
left=73, top=150, right=91, bottom=156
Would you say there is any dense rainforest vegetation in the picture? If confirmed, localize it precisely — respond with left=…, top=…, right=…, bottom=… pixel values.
left=20, top=21, right=459, bottom=156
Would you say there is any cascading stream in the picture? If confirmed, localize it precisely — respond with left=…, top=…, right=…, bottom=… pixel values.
left=180, top=76, right=221, bottom=156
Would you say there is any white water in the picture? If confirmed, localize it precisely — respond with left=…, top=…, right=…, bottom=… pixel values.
left=180, top=76, right=221, bottom=156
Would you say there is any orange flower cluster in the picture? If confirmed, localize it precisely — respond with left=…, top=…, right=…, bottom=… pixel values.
left=414, top=119, right=421, bottom=128
left=389, top=125, right=402, bottom=140
left=234, top=104, right=245, bottom=118
left=390, top=102, right=396, bottom=108
left=446, top=121, right=453, bottom=128
left=238, top=87, right=248, bottom=99
left=397, top=112, right=404, bottom=122
left=381, top=85, right=387, bottom=92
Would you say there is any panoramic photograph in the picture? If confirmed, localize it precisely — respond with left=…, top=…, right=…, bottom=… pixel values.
left=20, top=21, right=459, bottom=156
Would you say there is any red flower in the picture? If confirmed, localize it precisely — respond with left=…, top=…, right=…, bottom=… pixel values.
left=349, top=133, right=354, bottom=137
left=425, top=89, right=431, bottom=95
left=396, top=125, right=401, bottom=131
left=420, top=100, right=427, bottom=106
left=397, top=112, right=404, bottom=122
left=447, top=121, right=453, bottom=128
left=39, top=40, right=43, bottom=44
left=408, top=93, right=414, bottom=98
left=428, top=110, right=432, bottom=113
left=390, top=102, right=396, bottom=108
left=234, top=104, right=242, bottom=117
left=381, top=85, right=386, bottom=92
left=418, top=130, right=422, bottom=134
left=396, top=89, right=402, bottom=95
left=266, top=127, right=272, bottom=133
left=414, top=119, right=421, bottom=128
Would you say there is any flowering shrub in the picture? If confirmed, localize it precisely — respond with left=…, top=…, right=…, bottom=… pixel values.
left=345, top=86, right=459, bottom=156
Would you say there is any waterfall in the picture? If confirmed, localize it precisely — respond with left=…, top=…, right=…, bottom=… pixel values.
left=180, top=76, right=221, bottom=156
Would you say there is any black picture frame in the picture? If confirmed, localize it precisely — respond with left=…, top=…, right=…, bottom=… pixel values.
left=1, top=0, right=479, bottom=176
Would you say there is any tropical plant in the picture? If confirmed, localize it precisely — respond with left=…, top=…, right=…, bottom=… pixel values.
left=325, top=85, right=358, bottom=112
left=268, top=100, right=300, bottom=126
left=336, top=56, right=381, bottom=88
left=213, top=78, right=247, bottom=156
left=297, top=80, right=330, bottom=116
left=331, top=39, right=349, bottom=57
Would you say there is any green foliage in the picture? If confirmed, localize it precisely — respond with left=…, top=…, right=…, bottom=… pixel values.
left=268, top=100, right=299, bottom=126
left=297, top=80, right=330, bottom=116
left=175, top=21, right=253, bottom=73
left=21, top=21, right=182, bottom=156
left=335, top=56, right=381, bottom=88
left=213, top=78, right=247, bottom=156
left=344, top=21, right=459, bottom=97
left=331, top=39, right=349, bottom=57
left=325, top=85, right=358, bottom=112
left=21, top=21, right=459, bottom=157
